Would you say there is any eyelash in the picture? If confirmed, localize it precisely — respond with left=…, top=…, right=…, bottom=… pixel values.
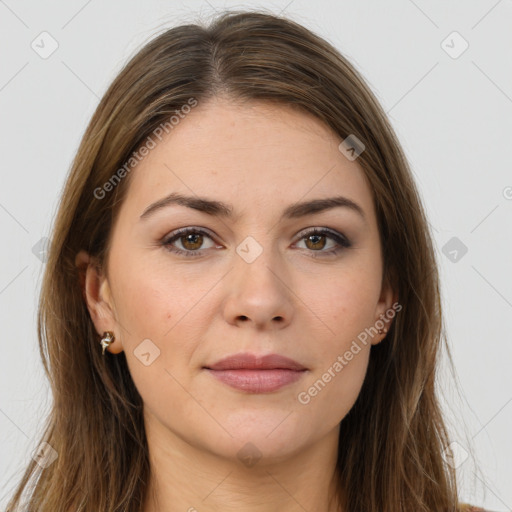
left=161, top=226, right=352, bottom=259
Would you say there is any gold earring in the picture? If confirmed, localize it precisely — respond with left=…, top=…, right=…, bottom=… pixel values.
left=100, top=331, right=115, bottom=355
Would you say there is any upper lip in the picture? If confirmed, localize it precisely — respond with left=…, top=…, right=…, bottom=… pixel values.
left=204, top=353, right=307, bottom=371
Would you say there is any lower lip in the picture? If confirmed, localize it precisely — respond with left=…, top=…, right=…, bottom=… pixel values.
left=204, top=369, right=306, bottom=393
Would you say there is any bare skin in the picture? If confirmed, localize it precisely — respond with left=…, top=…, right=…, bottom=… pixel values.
left=77, top=95, right=397, bottom=512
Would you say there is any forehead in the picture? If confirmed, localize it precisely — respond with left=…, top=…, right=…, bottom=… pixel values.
left=118, top=97, right=376, bottom=225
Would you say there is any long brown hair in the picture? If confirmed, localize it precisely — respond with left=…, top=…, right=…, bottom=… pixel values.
left=6, top=9, right=469, bottom=511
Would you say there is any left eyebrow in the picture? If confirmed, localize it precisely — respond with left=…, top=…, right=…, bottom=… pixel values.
left=139, top=192, right=367, bottom=224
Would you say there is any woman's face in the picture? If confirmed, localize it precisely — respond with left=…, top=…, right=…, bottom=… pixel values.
left=82, top=96, right=395, bottom=465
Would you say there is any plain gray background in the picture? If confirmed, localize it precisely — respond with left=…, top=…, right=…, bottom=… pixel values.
left=0, top=1, right=511, bottom=510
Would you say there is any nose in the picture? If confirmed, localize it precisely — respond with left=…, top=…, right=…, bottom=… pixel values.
left=221, top=247, right=294, bottom=330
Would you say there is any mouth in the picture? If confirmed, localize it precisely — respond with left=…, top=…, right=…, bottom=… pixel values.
left=203, top=352, right=308, bottom=393
left=203, top=368, right=307, bottom=393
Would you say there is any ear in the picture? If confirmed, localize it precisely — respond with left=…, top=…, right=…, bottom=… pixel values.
left=371, top=271, right=399, bottom=346
left=75, top=250, right=124, bottom=354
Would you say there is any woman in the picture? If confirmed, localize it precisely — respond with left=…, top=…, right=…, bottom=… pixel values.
left=6, top=9, right=490, bottom=512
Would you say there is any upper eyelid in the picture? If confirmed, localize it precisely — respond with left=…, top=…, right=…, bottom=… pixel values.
left=163, top=226, right=348, bottom=245
left=164, top=226, right=216, bottom=242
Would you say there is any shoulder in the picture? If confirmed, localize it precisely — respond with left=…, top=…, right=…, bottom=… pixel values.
left=459, top=503, right=494, bottom=512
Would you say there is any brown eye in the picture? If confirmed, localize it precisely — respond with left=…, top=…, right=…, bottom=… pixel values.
left=162, top=227, right=217, bottom=258
left=180, top=232, right=204, bottom=251
left=295, top=228, right=351, bottom=258
left=304, top=233, right=328, bottom=251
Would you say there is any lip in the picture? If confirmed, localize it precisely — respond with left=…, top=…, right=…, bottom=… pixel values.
left=204, top=353, right=307, bottom=371
left=205, top=368, right=306, bottom=393
left=203, top=353, right=308, bottom=393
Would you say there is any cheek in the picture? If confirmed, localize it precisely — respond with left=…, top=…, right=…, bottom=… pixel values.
left=296, top=339, right=370, bottom=431
left=109, top=254, right=212, bottom=373
left=110, top=261, right=198, bottom=418
left=116, top=277, right=169, bottom=334
left=317, top=270, right=381, bottom=339
left=111, top=253, right=192, bottom=336
left=330, top=348, right=370, bottom=418
left=302, top=269, right=378, bottom=407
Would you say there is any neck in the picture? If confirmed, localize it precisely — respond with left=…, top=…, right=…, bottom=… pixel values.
left=142, top=408, right=344, bottom=512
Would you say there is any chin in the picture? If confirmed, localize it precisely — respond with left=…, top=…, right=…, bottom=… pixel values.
left=200, top=414, right=309, bottom=461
